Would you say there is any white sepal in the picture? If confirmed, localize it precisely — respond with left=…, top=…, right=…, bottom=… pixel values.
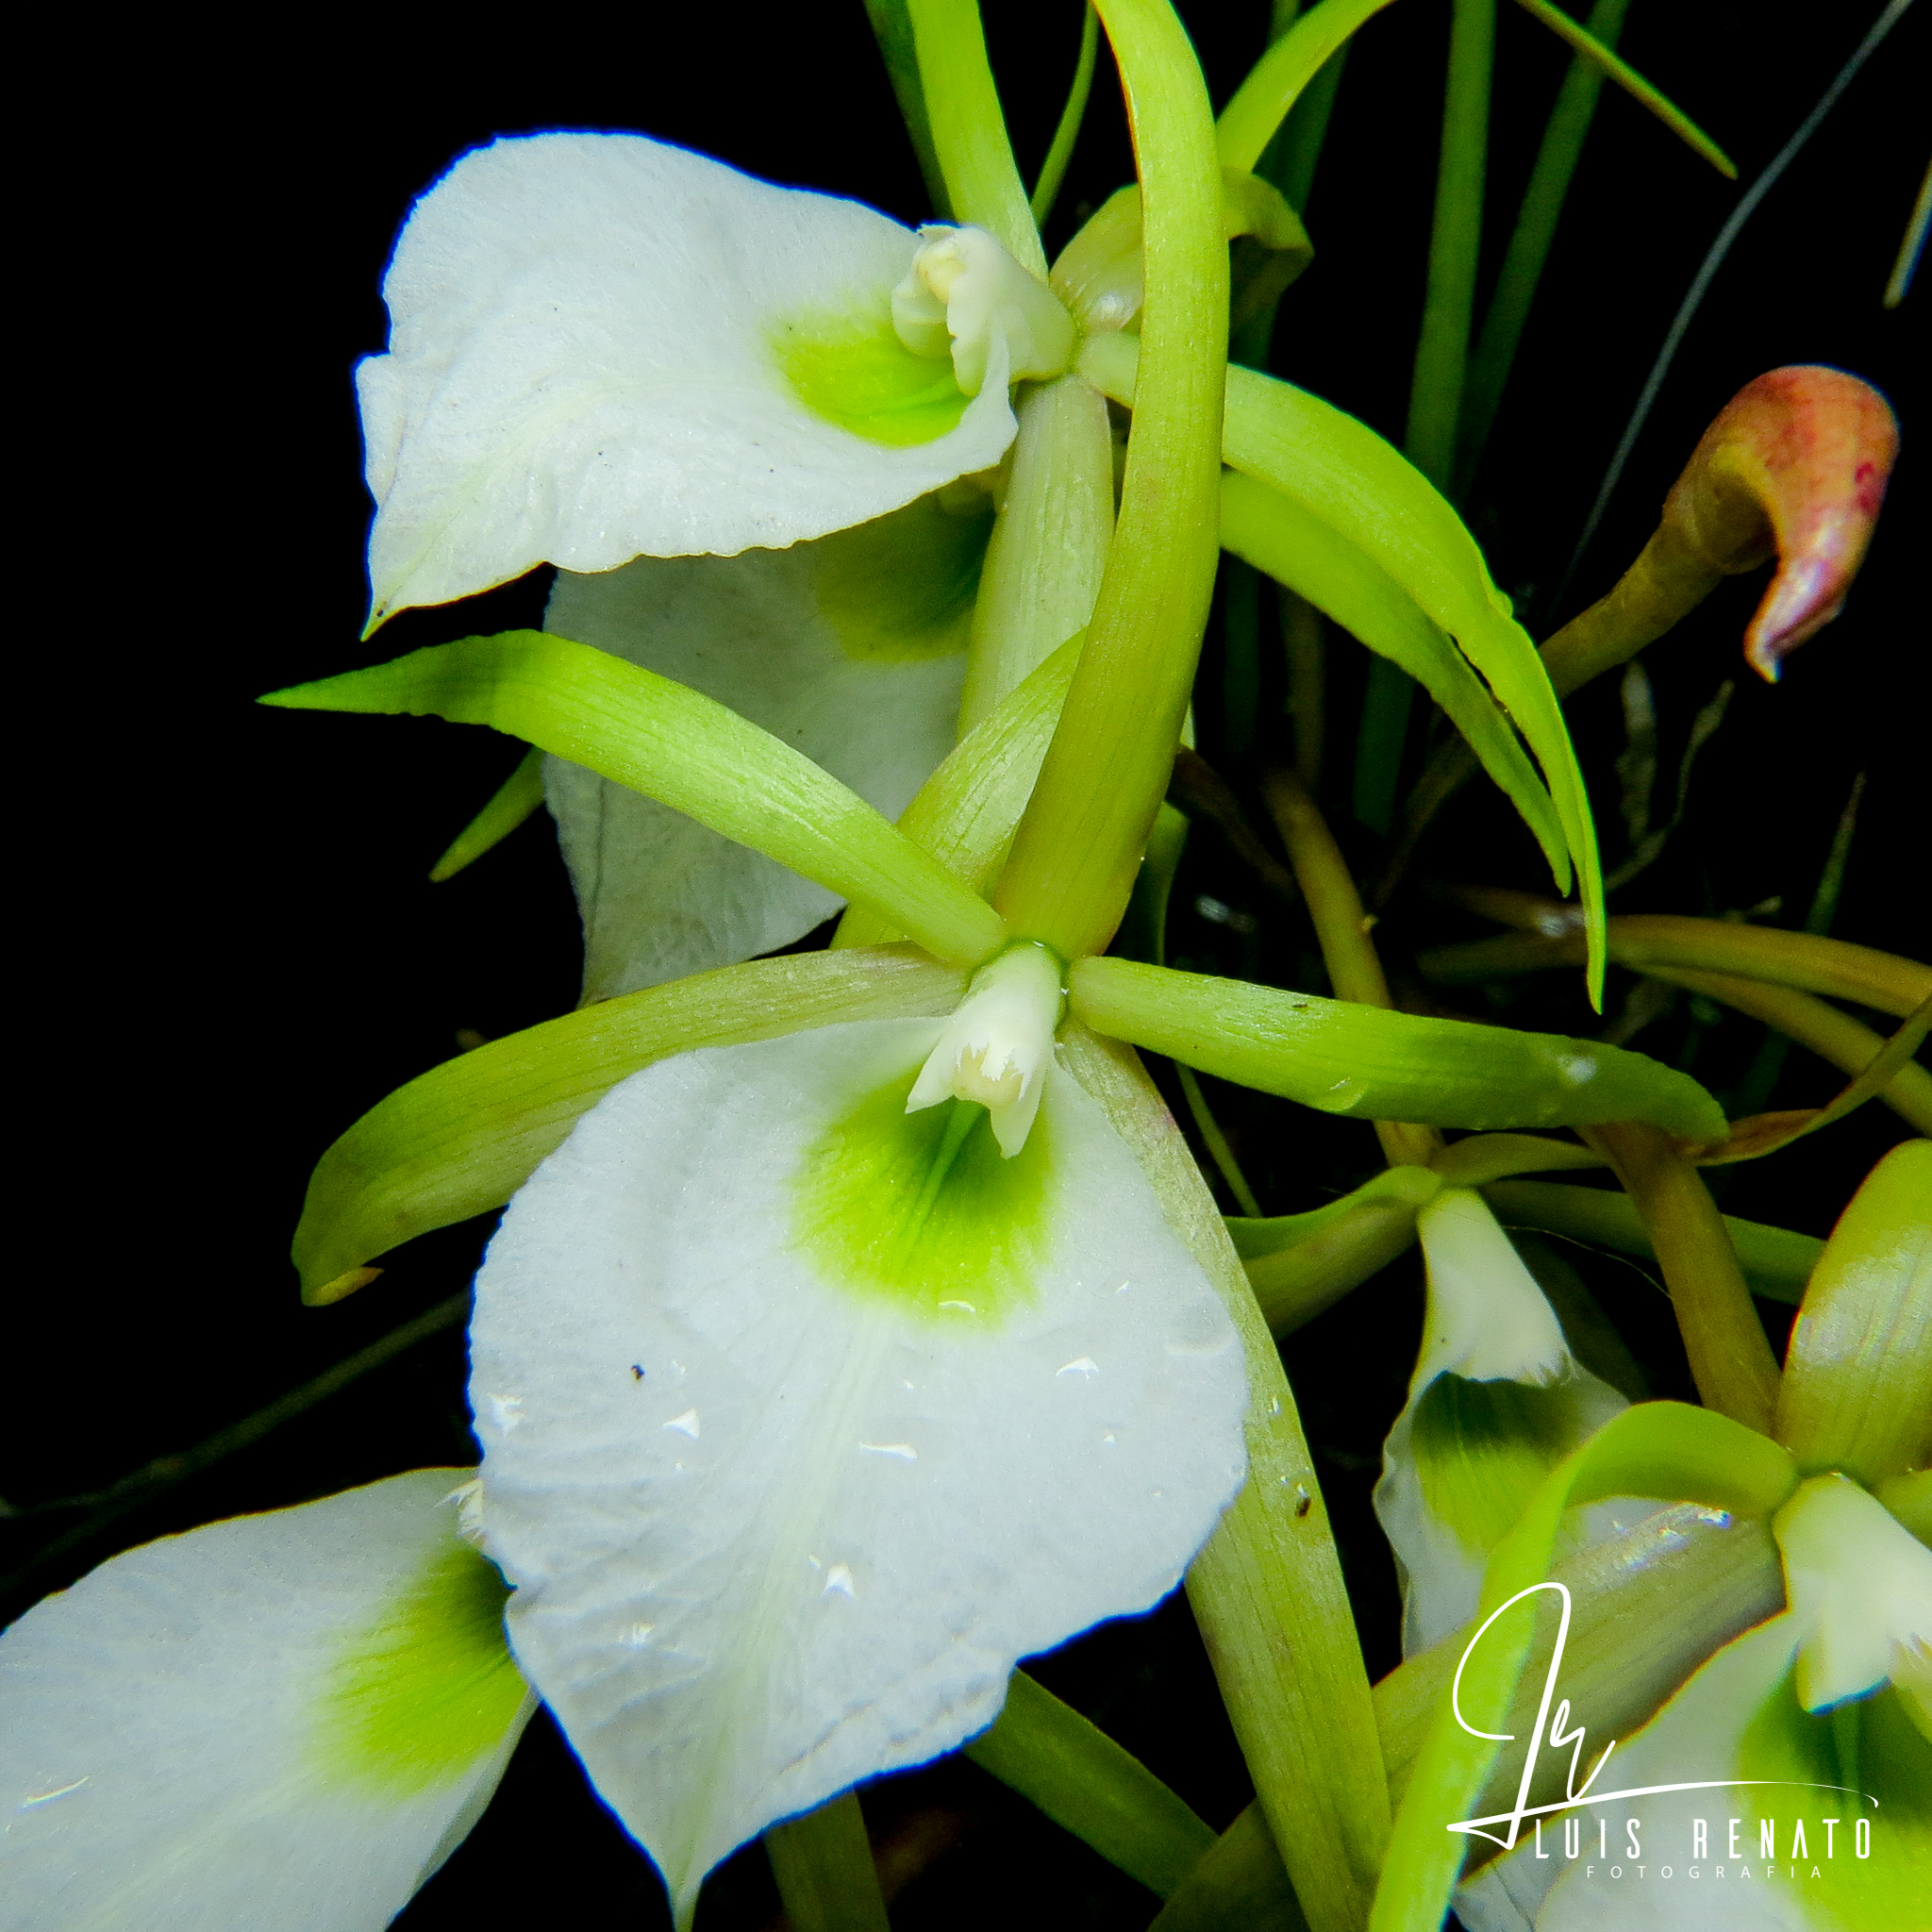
left=1775, top=1472, right=1932, bottom=1724
left=0, top=1472, right=534, bottom=1932
left=468, top=1019, right=1247, bottom=1917
left=541, top=488, right=983, bottom=997
left=891, top=225, right=1076, bottom=397
left=907, top=941, right=1066, bottom=1156
left=358, top=134, right=1019, bottom=623
left=1374, top=1188, right=1633, bottom=1652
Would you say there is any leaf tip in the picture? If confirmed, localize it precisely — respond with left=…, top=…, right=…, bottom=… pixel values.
left=306, top=1264, right=384, bottom=1307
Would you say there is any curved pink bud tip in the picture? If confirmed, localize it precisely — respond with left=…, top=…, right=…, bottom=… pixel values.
left=1662, top=366, right=1899, bottom=683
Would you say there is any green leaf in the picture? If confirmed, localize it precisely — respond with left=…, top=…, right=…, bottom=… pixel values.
left=1481, top=1176, right=1824, bottom=1305
left=1511, top=0, right=1736, bottom=178
left=1149, top=1804, right=1309, bottom=1932
left=1070, top=957, right=1724, bottom=1137
left=964, top=1670, right=1216, bottom=1899
left=834, top=634, right=1081, bottom=948
left=1774, top=1139, right=1932, bottom=1487
left=427, top=745, right=545, bottom=883
left=763, top=1793, right=891, bottom=1932
left=291, top=946, right=963, bottom=1302
left=860, top=0, right=951, bottom=218
left=1220, top=470, right=1567, bottom=886
left=1216, top=0, right=1397, bottom=175
left=904, top=0, right=1043, bottom=273
left=1030, top=4, right=1100, bottom=225
left=1079, top=334, right=1607, bottom=1003
left=995, top=0, right=1227, bottom=962
left=260, top=632, right=1008, bottom=969
left=1372, top=1401, right=1798, bottom=1932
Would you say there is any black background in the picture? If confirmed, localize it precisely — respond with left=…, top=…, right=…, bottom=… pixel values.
left=10, top=2, right=1924, bottom=1924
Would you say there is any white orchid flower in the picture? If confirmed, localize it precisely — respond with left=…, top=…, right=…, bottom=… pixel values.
left=1454, top=1476, right=1931, bottom=1932
left=1, top=1472, right=533, bottom=1929
left=361, top=131, right=1076, bottom=995
left=1374, top=1187, right=1643, bottom=1652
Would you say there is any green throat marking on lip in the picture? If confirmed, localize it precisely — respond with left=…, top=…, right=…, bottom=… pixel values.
left=309, top=1537, right=525, bottom=1795
left=1409, top=1373, right=1582, bottom=1556
left=774, top=308, right=972, bottom=447
left=793, top=1077, right=1053, bottom=1322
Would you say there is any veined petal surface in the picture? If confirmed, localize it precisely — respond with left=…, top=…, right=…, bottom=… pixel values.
left=467, top=1019, right=1248, bottom=1912
left=545, top=490, right=989, bottom=997
left=358, top=133, right=1018, bottom=622
left=0, top=1472, right=533, bottom=1932
left=1374, top=1190, right=1634, bottom=1653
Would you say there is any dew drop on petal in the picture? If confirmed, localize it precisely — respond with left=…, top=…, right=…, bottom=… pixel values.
left=824, top=1564, right=857, bottom=1598
left=1057, top=1357, right=1100, bottom=1378
left=859, top=1441, right=918, bottom=1460
left=486, top=1392, right=525, bottom=1432
left=663, top=1408, right=701, bottom=1439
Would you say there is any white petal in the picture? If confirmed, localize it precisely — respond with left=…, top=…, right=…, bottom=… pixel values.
left=1374, top=1189, right=1630, bottom=1652
left=1775, top=1473, right=1932, bottom=1718
left=542, top=489, right=986, bottom=998
left=0, top=1471, right=534, bottom=1931
left=468, top=1019, right=1248, bottom=1911
left=360, top=133, right=1018, bottom=622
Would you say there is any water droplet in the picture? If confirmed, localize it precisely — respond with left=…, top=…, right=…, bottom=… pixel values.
left=1100, top=1431, right=1118, bottom=1446
left=1269, top=1396, right=1281, bottom=1416
left=938, top=1299, right=977, bottom=1313
left=1115, top=1280, right=1132, bottom=1295
left=623, top=1623, right=657, bottom=1648
left=1057, top=1357, right=1100, bottom=1378
left=859, top=1441, right=918, bottom=1460
left=668, top=1358, right=689, bottom=1380
left=485, top=1392, right=524, bottom=1433
left=1558, top=1054, right=1598, bottom=1085
left=663, top=1407, right=700, bottom=1439
left=824, top=1564, right=857, bottom=1598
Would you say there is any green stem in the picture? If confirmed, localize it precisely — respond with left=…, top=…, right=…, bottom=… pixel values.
left=762, top=1791, right=891, bottom=1932
left=957, top=375, right=1114, bottom=735
left=861, top=0, right=953, bottom=217
left=1030, top=4, right=1101, bottom=225
left=996, top=0, right=1227, bottom=959
left=1455, top=0, right=1631, bottom=492
left=1582, top=1123, right=1782, bottom=1434
left=1263, top=42, right=1350, bottom=217
left=1064, top=1024, right=1391, bottom=1932
left=905, top=0, right=1044, bottom=273
left=1177, top=1064, right=1264, bottom=1216
left=1216, top=0, right=1394, bottom=175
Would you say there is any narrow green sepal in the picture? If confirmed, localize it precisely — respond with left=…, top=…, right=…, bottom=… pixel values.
left=428, top=745, right=545, bottom=883
left=1071, top=957, right=1724, bottom=1138
left=261, top=631, right=1008, bottom=967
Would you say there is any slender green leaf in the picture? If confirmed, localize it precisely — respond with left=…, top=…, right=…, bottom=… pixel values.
left=763, top=1792, right=890, bottom=1932
left=1031, top=5, right=1101, bottom=225
left=261, top=632, right=1008, bottom=969
left=998, top=0, right=1227, bottom=960
left=905, top=0, right=1043, bottom=272
left=835, top=635, right=1081, bottom=948
left=1216, top=0, right=1396, bottom=175
left=291, top=946, right=963, bottom=1301
left=1512, top=0, right=1736, bottom=178
left=428, top=745, right=545, bottom=883
left=1063, top=1023, right=1390, bottom=1932
left=1481, top=1177, right=1824, bottom=1305
left=1150, top=1804, right=1309, bottom=1932
left=965, top=1670, right=1216, bottom=1899
left=1774, top=1140, right=1932, bottom=1487
left=1457, top=0, right=1632, bottom=491
left=1372, top=1402, right=1797, bottom=1932
left=1080, top=333, right=1607, bottom=1001
left=1071, top=957, right=1723, bottom=1137
left=1227, top=1166, right=1441, bottom=1261
left=861, top=0, right=952, bottom=217
left=1221, top=470, right=1565, bottom=884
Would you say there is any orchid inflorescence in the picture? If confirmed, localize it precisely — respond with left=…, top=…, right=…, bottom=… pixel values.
left=4, top=4, right=1924, bottom=1931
